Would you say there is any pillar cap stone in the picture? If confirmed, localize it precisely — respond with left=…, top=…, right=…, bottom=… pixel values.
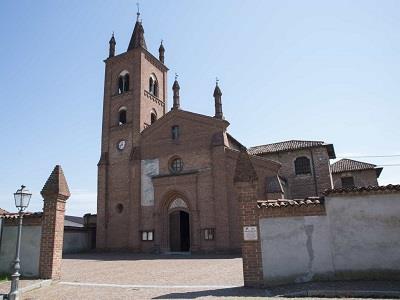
left=41, top=165, right=70, bottom=199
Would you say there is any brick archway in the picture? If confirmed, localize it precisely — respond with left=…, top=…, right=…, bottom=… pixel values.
left=157, top=191, right=192, bottom=252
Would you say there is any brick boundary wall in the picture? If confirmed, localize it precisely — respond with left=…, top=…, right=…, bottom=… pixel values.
left=39, top=165, right=70, bottom=280
left=234, top=151, right=326, bottom=287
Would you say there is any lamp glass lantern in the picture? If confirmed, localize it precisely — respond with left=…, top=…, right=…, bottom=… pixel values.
left=13, top=185, right=32, bottom=210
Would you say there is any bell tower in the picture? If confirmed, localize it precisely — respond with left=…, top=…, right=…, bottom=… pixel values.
left=97, top=11, right=169, bottom=249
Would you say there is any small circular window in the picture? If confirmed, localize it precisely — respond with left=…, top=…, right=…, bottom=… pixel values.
left=170, top=157, right=183, bottom=174
left=116, top=203, right=124, bottom=214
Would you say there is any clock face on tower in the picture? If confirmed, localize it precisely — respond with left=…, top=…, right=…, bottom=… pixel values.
left=117, top=140, right=126, bottom=150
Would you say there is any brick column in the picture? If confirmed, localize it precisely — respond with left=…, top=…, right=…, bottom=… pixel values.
left=234, top=151, right=264, bottom=287
left=39, top=165, right=70, bottom=280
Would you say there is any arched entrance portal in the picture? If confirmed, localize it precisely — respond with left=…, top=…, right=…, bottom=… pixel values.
left=167, top=197, right=190, bottom=252
left=169, top=210, right=190, bottom=252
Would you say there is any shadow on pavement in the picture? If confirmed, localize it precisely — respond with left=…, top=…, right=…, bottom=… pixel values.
left=63, top=252, right=241, bottom=261
left=152, top=287, right=267, bottom=299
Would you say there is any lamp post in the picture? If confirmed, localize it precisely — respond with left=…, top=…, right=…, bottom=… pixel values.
left=8, top=185, right=32, bottom=300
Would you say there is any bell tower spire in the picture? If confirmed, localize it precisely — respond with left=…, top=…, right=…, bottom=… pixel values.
left=172, top=73, right=180, bottom=110
left=213, top=78, right=223, bottom=119
left=128, top=3, right=147, bottom=51
left=108, top=32, right=116, bottom=58
left=159, top=40, right=165, bottom=63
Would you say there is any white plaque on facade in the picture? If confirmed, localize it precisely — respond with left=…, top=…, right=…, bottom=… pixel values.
left=141, top=159, right=159, bottom=206
left=243, top=226, right=258, bottom=241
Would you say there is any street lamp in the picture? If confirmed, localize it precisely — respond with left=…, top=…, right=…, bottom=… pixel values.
left=8, top=185, right=32, bottom=300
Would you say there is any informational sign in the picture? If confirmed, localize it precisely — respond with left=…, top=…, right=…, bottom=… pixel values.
left=243, top=226, right=258, bottom=241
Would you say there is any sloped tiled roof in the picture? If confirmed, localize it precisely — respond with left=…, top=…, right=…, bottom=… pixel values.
left=324, top=184, right=400, bottom=196
left=248, top=140, right=336, bottom=158
left=0, top=208, right=9, bottom=215
left=331, top=158, right=377, bottom=173
left=257, top=197, right=323, bottom=208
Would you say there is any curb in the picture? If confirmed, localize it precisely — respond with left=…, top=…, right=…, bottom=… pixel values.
left=0, top=280, right=52, bottom=300
left=20, top=279, right=52, bottom=294
left=280, top=289, right=400, bottom=298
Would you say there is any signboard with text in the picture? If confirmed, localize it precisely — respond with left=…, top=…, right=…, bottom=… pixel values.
left=243, top=226, right=258, bottom=241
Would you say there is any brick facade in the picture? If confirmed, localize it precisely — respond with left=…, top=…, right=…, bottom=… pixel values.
left=96, top=18, right=282, bottom=253
left=256, top=147, right=333, bottom=199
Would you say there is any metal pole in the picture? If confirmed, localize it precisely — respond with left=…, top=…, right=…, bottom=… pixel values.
left=8, top=209, right=23, bottom=300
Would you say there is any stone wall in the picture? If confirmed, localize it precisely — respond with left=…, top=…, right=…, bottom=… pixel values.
left=238, top=187, right=400, bottom=287
left=0, top=216, right=42, bottom=277
left=63, top=227, right=95, bottom=254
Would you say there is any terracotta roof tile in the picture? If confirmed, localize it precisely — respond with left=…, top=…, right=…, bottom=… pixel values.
left=0, top=212, right=43, bottom=219
left=324, top=184, right=400, bottom=196
left=249, top=140, right=336, bottom=158
left=331, top=158, right=377, bottom=173
left=0, top=208, right=9, bottom=214
left=257, top=197, right=324, bottom=208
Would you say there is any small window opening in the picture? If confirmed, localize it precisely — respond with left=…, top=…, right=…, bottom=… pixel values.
left=171, top=125, right=180, bottom=140
left=151, top=112, right=157, bottom=124
left=116, top=203, right=124, bottom=214
left=204, top=228, right=215, bottom=241
left=141, top=230, right=154, bottom=241
left=119, top=109, right=127, bottom=125
left=341, top=176, right=355, bottom=188
left=170, top=157, right=184, bottom=174
left=294, top=156, right=311, bottom=175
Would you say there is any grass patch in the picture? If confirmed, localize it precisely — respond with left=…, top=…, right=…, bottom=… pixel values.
left=0, top=274, right=9, bottom=282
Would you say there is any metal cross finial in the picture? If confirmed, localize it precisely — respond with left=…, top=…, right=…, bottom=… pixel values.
left=136, top=2, right=140, bottom=20
left=216, top=77, right=219, bottom=86
left=175, top=73, right=178, bottom=81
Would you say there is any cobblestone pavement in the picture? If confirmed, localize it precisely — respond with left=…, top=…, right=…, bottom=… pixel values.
left=22, top=253, right=253, bottom=299
left=19, top=253, right=400, bottom=299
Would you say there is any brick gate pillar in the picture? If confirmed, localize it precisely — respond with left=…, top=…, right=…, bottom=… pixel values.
left=39, top=165, right=70, bottom=280
left=234, top=151, right=263, bottom=287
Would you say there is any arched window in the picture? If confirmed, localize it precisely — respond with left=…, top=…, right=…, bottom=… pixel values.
left=150, top=110, right=157, bottom=124
left=294, top=157, right=311, bottom=175
left=118, top=107, right=127, bottom=125
left=118, top=70, right=129, bottom=94
left=148, top=74, right=158, bottom=97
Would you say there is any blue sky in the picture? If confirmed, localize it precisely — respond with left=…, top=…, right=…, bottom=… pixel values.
left=1, top=0, right=399, bottom=215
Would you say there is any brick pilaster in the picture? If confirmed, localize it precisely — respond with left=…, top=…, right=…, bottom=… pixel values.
left=234, top=151, right=264, bottom=287
left=39, top=165, right=70, bottom=280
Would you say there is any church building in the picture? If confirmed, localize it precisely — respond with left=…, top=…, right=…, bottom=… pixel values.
left=96, top=12, right=282, bottom=253
left=96, top=12, right=383, bottom=253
